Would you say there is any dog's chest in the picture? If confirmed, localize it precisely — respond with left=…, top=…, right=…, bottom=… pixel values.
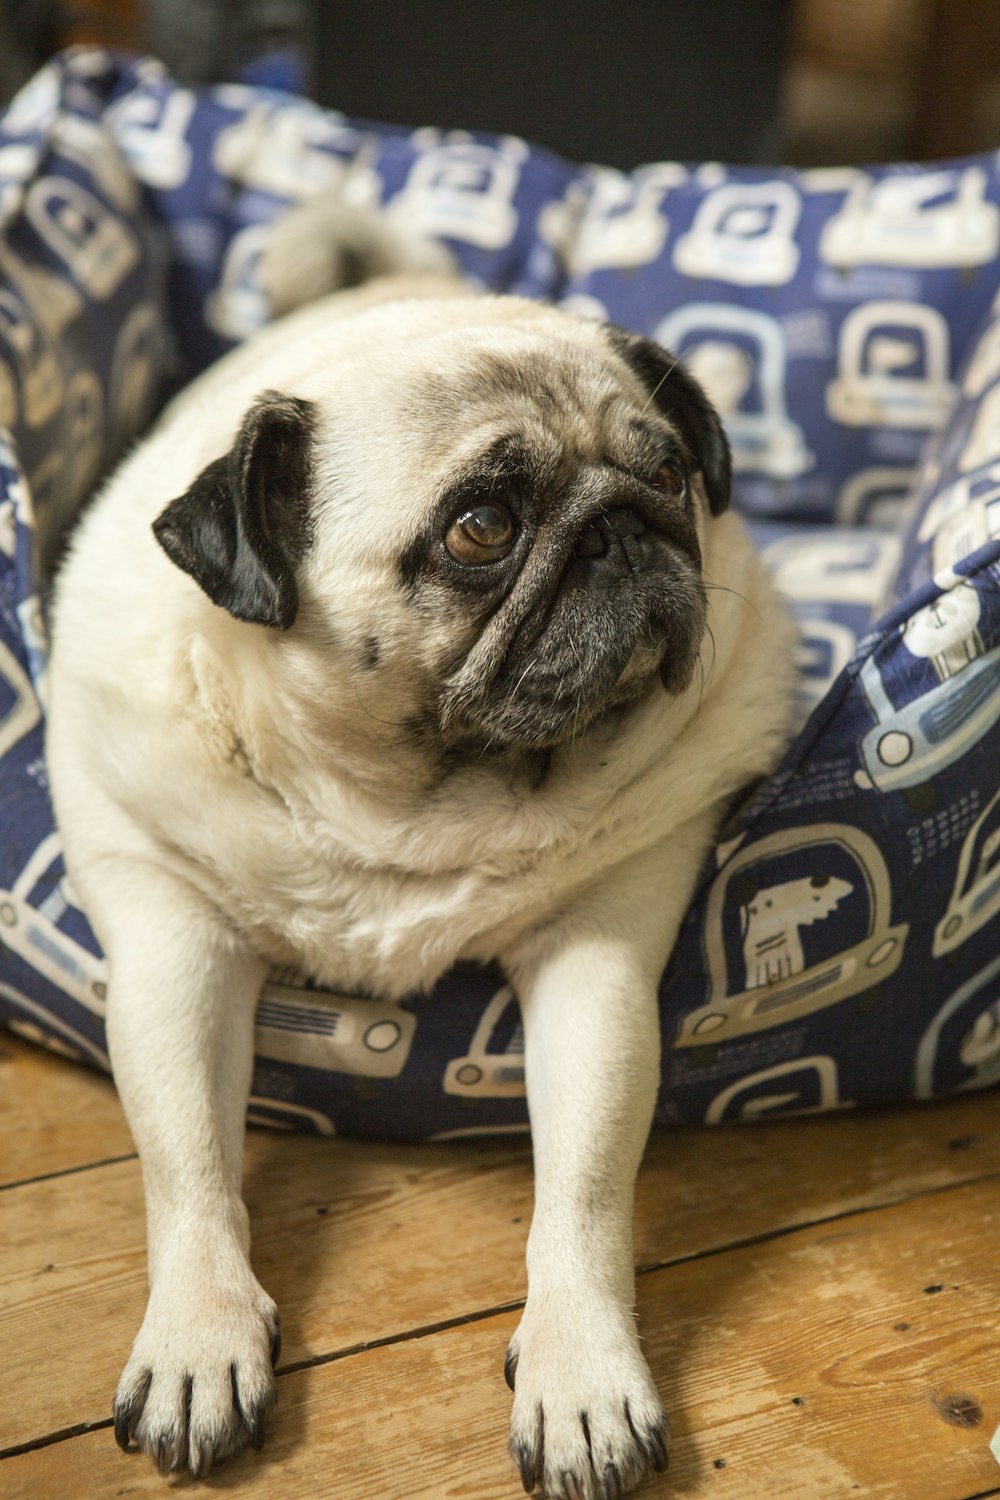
left=203, top=777, right=585, bottom=998
left=172, top=686, right=698, bottom=997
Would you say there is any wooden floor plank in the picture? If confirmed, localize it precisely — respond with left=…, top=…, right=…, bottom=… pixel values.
left=5, top=1179, right=999, bottom=1500
left=0, top=1035, right=132, bottom=1188
left=3, top=1067, right=999, bottom=1456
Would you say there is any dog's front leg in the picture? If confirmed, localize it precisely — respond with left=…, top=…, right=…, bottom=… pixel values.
left=503, top=823, right=716, bottom=1499
left=92, top=862, right=276, bottom=1477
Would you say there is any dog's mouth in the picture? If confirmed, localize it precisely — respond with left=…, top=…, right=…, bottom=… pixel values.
left=435, top=506, right=707, bottom=753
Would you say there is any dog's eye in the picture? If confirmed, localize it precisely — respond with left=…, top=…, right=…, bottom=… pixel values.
left=445, top=503, right=518, bottom=565
left=655, top=460, right=687, bottom=498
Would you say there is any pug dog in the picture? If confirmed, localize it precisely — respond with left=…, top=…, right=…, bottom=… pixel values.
left=45, top=198, right=797, bottom=1498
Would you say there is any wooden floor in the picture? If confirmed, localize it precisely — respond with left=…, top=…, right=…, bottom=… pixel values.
left=2, top=1032, right=999, bottom=1500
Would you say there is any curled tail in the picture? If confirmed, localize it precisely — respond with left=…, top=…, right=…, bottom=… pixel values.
left=258, top=196, right=458, bottom=318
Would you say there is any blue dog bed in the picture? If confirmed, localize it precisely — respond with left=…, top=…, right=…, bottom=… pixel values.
left=1, top=49, right=998, bottom=1138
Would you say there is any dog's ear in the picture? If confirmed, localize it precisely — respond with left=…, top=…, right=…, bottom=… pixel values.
left=153, top=392, right=316, bottom=629
left=608, top=327, right=732, bottom=515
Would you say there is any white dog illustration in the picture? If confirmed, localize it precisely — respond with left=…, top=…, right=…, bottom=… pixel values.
left=739, top=873, right=854, bottom=989
left=902, top=582, right=983, bottom=681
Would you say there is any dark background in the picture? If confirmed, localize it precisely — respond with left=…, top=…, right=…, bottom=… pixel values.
left=309, top=0, right=792, bottom=168
left=1, top=0, right=999, bottom=167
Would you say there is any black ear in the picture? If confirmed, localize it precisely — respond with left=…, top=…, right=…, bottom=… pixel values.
left=153, top=392, right=316, bottom=629
left=608, top=327, right=732, bottom=515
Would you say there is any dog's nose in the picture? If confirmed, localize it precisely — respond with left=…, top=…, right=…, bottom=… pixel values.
left=574, top=507, right=647, bottom=566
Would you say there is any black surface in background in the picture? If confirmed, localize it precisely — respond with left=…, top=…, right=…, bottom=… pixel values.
left=312, top=0, right=793, bottom=168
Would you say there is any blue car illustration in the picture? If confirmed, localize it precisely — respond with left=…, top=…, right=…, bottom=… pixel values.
left=915, top=953, right=1000, bottom=1100
left=254, top=981, right=416, bottom=1078
left=444, top=985, right=526, bottom=1097
left=654, top=303, right=812, bottom=479
left=933, top=789, right=1000, bottom=955
left=0, top=832, right=107, bottom=1016
left=854, top=583, right=1000, bottom=798
left=0, top=634, right=41, bottom=759
left=246, top=1094, right=337, bottom=1135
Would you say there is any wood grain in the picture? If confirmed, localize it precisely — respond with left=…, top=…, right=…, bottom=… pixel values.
left=0, top=1035, right=132, bottom=1188
left=3, top=1059, right=999, bottom=1456
left=4, top=1178, right=999, bottom=1500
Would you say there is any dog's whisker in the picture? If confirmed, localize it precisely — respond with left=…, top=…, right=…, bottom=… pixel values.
left=702, top=576, right=762, bottom=620
left=638, top=355, right=680, bottom=418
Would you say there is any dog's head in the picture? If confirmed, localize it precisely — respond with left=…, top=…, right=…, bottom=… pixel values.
left=153, top=298, right=730, bottom=757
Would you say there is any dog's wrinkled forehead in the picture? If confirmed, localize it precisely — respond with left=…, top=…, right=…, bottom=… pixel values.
left=390, top=327, right=705, bottom=588
left=382, top=311, right=731, bottom=522
left=406, top=335, right=660, bottom=471
left=304, top=306, right=729, bottom=578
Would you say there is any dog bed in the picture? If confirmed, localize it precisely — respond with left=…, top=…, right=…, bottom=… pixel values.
left=1, top=48, right=998, bottom=1138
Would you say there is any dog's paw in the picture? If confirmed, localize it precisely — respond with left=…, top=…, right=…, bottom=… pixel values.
left=113, top=1268, right=281, bottom=1478
left=505, top=1303, right=668, bottom=1499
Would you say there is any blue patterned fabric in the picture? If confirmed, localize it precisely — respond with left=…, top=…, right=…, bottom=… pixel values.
left=1, top=48, right=998, bottom=1137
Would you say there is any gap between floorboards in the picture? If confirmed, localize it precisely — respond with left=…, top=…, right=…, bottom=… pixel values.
left=5, top=1167, right=1000, bottom=1464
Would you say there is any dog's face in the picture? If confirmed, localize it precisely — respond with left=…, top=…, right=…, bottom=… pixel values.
left=153, top=298, right=730, bottom=757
